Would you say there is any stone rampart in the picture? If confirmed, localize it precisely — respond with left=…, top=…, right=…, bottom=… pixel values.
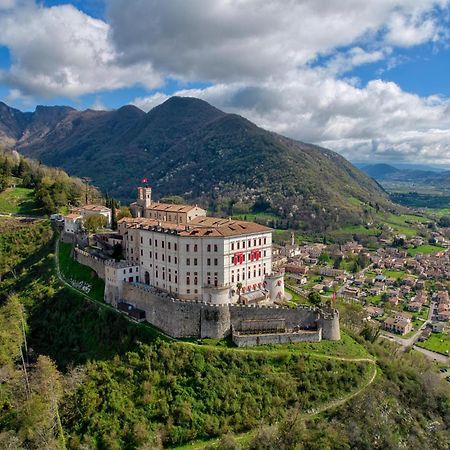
left=121, top=283, right=340, bottom=342
left=232, top=329, right=322, bottom=347
left=73, top=248, right=107, bottom=280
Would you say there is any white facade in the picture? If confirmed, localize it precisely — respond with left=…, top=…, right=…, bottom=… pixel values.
left=104, top=261, right=140, bottom=306
left=64, top=214, right=82, bottom=234
left=121, top=221, right=275, bottom=304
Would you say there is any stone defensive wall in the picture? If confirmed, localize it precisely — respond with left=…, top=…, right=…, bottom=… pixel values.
left=232, top=328, right=322, bottom=347
left=73, top=247, right=107, bottom=280
left=121, top=283, right=340, bottom=341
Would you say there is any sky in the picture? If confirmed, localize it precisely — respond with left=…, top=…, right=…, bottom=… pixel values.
left=1, top=1, right=450, bottom=166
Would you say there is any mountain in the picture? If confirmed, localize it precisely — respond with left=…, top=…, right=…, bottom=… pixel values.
left=361, top=163, right=400, bottom=179
left=0, top=96, right=395, bottom=231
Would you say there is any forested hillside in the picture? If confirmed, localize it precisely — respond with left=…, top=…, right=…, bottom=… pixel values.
left=0, top=97, right=397, bottom=231
left=0, top=212, right=448, bottom=449
left=0, top=149, right=99, bottom=214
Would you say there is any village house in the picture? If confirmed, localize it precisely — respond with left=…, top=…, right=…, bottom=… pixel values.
left=383, top=316, right=412, bottom=335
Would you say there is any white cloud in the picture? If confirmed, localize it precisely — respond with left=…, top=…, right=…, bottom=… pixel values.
left=0, top=2, right=162, bottom=98
left=108, top=0, right=449, bottom=82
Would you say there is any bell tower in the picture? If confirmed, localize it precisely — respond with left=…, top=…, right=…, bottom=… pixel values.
left=137, top=186, right=152, bottom=208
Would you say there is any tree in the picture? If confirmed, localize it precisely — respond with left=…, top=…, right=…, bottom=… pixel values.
left=83, top=214, right=108, bottom=233
left=308, top=291, right=322, bottom=306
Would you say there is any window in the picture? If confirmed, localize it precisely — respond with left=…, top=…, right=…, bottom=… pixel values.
left=187, top=289, right=190, bottom=294
left=149, top=251, right=152, bottom=258
left=140, top=249, right=143, bottom=256
left=168, top=255, right=171, bottom=263
left=129, top=268, right=132, bottom=273
left=156, top=270, right=159, bottom=278
left=169, top=274, right=172, bottom=282
left=207, top=258, right=211, bottom=266
left=214, top=275, right=218, bottom=287
left=259, top=238, right=262, bottom=245
left=123, top=269, right=126, bottom=274
left=130, top=235, right=133, bottom=241
left=237, top=242, right=240, bottom=249
left=264, top=238, right=267, bottom=244
left=264, top=250, right=266, bottom=257
left=242, top=241, right=245, bottom=248
left=175, top=275, right=178, bottom=283
left=162, top=254, right=165, bottom=261
left=194, top=244, right=198, bottom=252
left=248, top=240, right=251, bottom=247
left=214, top=244, right=218, bottom=252
left=207, top=276, right=211, bottom=285
left=162, top=241, right=165, bottom=249
left=162, top=272, right=165, bottom=280
left=231, top=274, right=234, bottom=283
left=207, top=244, right=211, bottom=252
left=155, top=240, right=157, bottom=247
left=186, top=244, right=190, bottom=252
left=214, top=258, right=218, bottom=266
left=194, top=258, right=198, bottom=266
left=253, top=239, right=256, bottom=246
left=194, top=276, right=198, bottom=285
left=149, top=238, right=152, bottom=246
left=140, top=237, right=143, bottom=244
left=128, top=277, right=133, bottom=282
left=187, top=258, right=190, bottom=265
left=175, top=256, right=178, bottom=264
left=231, top=242, right=234, bottom=251
left=186, top=276, right=190, bottom=285
left=168, top=242, right=171, bottom=250
left=155, top=253, right=158, bottom=260
left=174, top=243, right=177, bottom=251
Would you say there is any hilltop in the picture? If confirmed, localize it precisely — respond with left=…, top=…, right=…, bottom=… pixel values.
left=0, top=97, right=396, bottom=231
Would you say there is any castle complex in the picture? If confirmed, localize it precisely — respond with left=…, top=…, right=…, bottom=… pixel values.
left=96, top=185, right=340, bottom=344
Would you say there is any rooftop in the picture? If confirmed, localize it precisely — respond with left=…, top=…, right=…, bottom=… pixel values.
left=118, top=216, right=271, bottom=237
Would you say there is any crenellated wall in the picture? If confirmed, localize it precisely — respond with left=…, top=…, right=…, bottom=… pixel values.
left=121, top=283, right=340, bottom=342
left=73, top=248, right=107, bottom=280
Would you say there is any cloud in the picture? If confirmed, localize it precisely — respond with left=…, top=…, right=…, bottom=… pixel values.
left=133, top=71, right=450, bottom=165
left=108, top=0, right=449, bottom=82
left=0, top=1, right=162, bottom=97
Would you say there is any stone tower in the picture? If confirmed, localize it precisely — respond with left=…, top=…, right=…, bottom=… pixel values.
left=137, top=186, right=152, bottom=209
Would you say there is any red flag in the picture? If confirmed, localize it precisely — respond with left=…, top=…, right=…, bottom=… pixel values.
left=332, top=291, right=337, bottom=301
left=141, top=177, right=148, bottom=184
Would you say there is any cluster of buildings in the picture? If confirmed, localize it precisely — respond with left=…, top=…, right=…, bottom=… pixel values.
left=57, top=185, right=341, bottom=343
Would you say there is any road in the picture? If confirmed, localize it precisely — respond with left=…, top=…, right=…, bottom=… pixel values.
left=412, top=345, right=449, bottom=364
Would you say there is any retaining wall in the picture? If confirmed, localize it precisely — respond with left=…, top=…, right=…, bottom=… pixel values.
left=233, top=329, right=322, bottom=347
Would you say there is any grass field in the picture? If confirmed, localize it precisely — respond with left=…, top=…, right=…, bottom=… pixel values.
left=0, top=186, right=39, bottom=215
left=58, top=241, right=105, bottom=302
left=407, top=244, right=445, bottom=256
left=382, top=269, right=406, bottom=279
left=417, top=332, right=450, bottom=355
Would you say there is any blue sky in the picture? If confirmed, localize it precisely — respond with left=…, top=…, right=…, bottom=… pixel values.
left=1, top=0, right=450, bottom=166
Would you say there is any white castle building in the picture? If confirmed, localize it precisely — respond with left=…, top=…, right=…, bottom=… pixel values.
left=105, top=186, right=284, bottom=306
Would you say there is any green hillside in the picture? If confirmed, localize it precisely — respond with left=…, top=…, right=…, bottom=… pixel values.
left=0, top=97, right=397, bottom=232
left=0, top=219, right=448, bottom=449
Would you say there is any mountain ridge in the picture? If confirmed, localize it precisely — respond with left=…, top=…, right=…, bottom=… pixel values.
left=0, top=96, right=395, bottom=231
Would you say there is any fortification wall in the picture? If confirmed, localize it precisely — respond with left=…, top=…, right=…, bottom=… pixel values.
left=123, top=283, right=203, bottom=337
left=73, top=248, right=107, bottom=279
left=229, top=304, right=319, bottom=330
left=233, top=329, right=322, bottom=347
left=121, top=283, right=340, bottom=341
